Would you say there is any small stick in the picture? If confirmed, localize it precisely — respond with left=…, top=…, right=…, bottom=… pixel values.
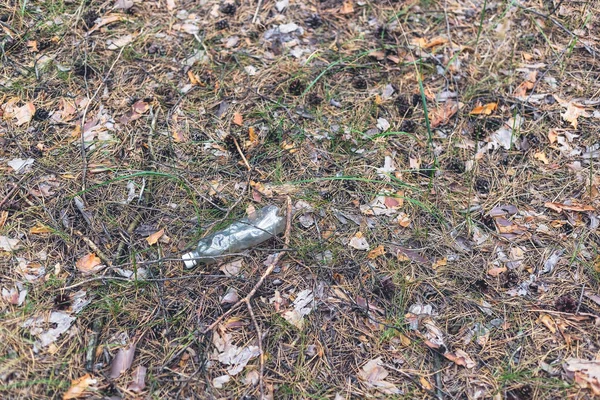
left=252, top=0, right=263, bottom=24
left=576, top=283, right=586, bottom=315
left=0, top=175, right=28, bottom=209
left=232, top=136, right=252, bottom=171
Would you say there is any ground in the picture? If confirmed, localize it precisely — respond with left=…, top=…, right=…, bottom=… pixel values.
left=1, top=0, right=600, bottom=399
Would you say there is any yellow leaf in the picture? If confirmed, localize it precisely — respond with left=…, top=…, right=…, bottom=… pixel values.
left=63, top=374, right=97, bottom=399
left=432, top=258, right=447, bottom=270
left=249, top=126, right=258, bottom=143
left=172, top=129, right=187, bottom=143
left=399, top=333, right=411, bottom=346
left=187, top=70, right=200, bottom=85
left=146, top=228, right=165, bottom=245
left=374, top=94, right=383, bottom=105
left=594, top=255, right=600, bottom=273
left=537, top=314, right=556, bottom=333
left=367, top=245, right=385, bottom=259
left=534, top=152, right=549, bottom=164
left=233, top=112, right=243, bottom=126
left=30, top=223, right=53, bottom=234
left=75, top=253, right=104, bottom=274
left=469, top=102, right=497, bottom=115
left=419, top=376, right=433, bottom=390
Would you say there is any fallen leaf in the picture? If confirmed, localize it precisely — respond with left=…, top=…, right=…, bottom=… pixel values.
left=538, top=314, right=556, bottom=333
left=2, top=285, right=28, bottom=306
left=213, top=330, right=260, bottom=375
left=233, top=112, right=243, bottom=126
left=444, top=349, right=476, bottom=368
left=469, top=102, right=497, bottom=115
left=534, top=151, right=549, bottom=164
left=0, top=236, right=22, bottom=252
left=282, top=289, right=314, bottom=330
left=545, top=202, right=594, bottom=213
left=423, top=37, right=448, bottom=49
left=563, top=358, right=600, bottom=395
left=248, top=127, right=258, bottom=144
left=429, top=101, right=458, bottom=128
left=87, top=14, right=126, bottom=35
left=7, top=157, right=35, bottom=173
left=339, top=0, right=354, bottom=14
left=63, top=374, right=97, bottom=399
left=30, top=223, right=53, bottom=234
left=75, top=253, right=104, bottom=275
left=357, top=358, right=400, bottom=394
left=513, top=80, right=534, bottom=98
left=419, top=376, right=433, bottom=390
left=555, top=97, right=590, bottom=129
left=213, top=375, right=230, bottom=389
left=114, top=0, right=134, bottom=10
left=349, top=232, right=370, bottom=250
left=2, top=100, right=35, bottom=126
left=110, top=343, right=136, bottom=379
left=127, top=365, right=146, bottom=393
left=106, top=34, right=134, bottom=50
left=487, top=267, right=507, bottom=277
left=23, top=311, right=75, bottom=347
left=146, top=228, right=165, bottom=245
left=397, top=212, right=411, bottom=227
left=367, top=245, right=386, bottom=259
left=432, top=258, right=447, bottom=270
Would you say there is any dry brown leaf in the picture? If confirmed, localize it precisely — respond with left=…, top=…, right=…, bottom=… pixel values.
left=513, top=80, right=534, bottom=98
left=63, top=374, right=97, bottom=399
left=233, top=112, right=243, bottom=126
left=339, top=0, right=354, bottom=14
left=87, top=14, right=126, bottom=35
left=419, top=376, right=433, bottom=390
left=444, top=349, right=476, bottom=368
left=538, top=314, right=556, bottom=333
left=545, top=202, right=594, bottom=213
left=146, top=228, right=165, bottom=245
left=367, top=245, right=385, bottom=259
left=2, top=99, right=35, bottom=126
left=548, top=129, right=558, bottom=144
left=423, top=37, right=448, bottom=49
left=469, top=102, right=497, bottom=115
left=487, top=267, right=507, bottom=277
left=429, top=101, right=458, bottom=128
left=248, top=127, right=258, bottom=144
left=555, top=97, right=590, bottom=129
left=357, top=358, right=401, bottom=394
left=563, top=358, right=600, bottom=395
left=397, top=212, right=411, bottom=227
left=187, top=70, right=200, bottom=85
left=75, top=253, right=104, bottom=275
left=594, top=256, right=600, bottom=273
left=432, top=257, right=447, bottom=270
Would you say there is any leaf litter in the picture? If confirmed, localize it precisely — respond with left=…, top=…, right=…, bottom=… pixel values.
left=3, top=0, right=600, bottom=398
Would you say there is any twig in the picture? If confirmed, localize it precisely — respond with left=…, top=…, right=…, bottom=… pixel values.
left=0, top=175, right=27, bottom=209
left=252, top=0, right=264, bottom=24
left=576, top=283, right=586, bottom=315
left=232, top=136, right=252, bottom=171
left=202, top=197, right=292, bottom=398
left=85, top=316, right=104, bottom=371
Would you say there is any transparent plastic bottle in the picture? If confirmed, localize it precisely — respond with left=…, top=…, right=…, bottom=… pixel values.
left=182, top=205, right=285, bottom=268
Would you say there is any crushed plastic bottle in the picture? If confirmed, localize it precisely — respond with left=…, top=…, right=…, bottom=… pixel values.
left=182, top=205, right=285, bottom=268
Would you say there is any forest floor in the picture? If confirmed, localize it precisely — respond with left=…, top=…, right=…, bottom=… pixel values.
left=1, top=0, right=600, bottom=399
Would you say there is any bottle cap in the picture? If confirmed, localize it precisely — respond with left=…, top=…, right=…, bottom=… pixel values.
left=182, top=252, right=197, bottom=269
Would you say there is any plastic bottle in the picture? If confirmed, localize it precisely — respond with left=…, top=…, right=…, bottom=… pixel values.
left=182, top=205, right=285, bottom=268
